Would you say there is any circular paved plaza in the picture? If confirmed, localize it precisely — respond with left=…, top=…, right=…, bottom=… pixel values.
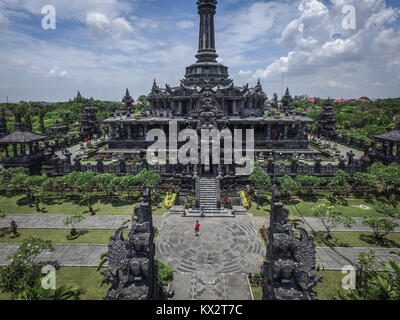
left=156, top=215, right=265, bottom=274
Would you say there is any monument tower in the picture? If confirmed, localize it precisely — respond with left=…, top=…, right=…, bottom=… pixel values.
left=184, top=0, right=231, bottom=87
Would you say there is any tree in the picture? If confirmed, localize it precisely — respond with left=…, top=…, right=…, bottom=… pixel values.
left=336, top=250, right=400, bottom=300
left=312, top=202, right=355, bottom=238
left=10, top=169, right=29, bottom=193
left=278, top=175, right=300, bottom=198
left=296, top=175, right=323, bottom=196
left=14, top=281, right=85, bottom=300
left=94, top=173, right=117, bottom=195
left=369, top=162, right=400, bottom=196
left=249, top=167, right=272, bottom=194
left=375, top=203, right=399, bottom=219
left=354, top=172, right=378, bottom=195
left=81, top=192, right=96, bottom=215
left=328, top=169, right=350, bottom=196
left=23, top=111, right=32, bottom=131
left=63, top=212, right=86, bottom=238
left=362, top=217, right=399, bottom=242
left=38, top=108, right=46, bottom=134
left=0, top=237, right=54, bottom=298
left=134, top=169, right=161, bottom=189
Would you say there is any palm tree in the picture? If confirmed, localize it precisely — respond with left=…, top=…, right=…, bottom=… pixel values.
left=336, top=251, right=400, bottom=300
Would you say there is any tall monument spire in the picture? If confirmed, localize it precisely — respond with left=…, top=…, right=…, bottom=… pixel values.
left=183, top=0, right=231, bottom=87
left=196, top=0, right=218, bottom=63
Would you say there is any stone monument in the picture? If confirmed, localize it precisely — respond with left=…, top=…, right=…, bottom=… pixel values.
left=101, top=188, right=158, bottom=300
left=262, top=186, right=322, bottom=300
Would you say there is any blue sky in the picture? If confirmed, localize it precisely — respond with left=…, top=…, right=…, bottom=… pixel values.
left=0, top=0, right=399, bottom=102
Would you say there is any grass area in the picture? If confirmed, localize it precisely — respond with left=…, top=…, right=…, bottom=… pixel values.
left=248, top=203, right=271, bottom=217
left=0, top=267, right=109, bottom=300
left=251, top=286, right=263, bottom=300
left=0, top=229, right=131, bottom=244
left=251, top=270, right=344, bottom=300
left=314, top=231, right=400, bottom=249
left=292, top=198, right=384, bottom=218
left=0, top=195, right=141, bottom=216
left=315, top=270, right=344, bottom=300
left=152, top=198, right=168, bottom=216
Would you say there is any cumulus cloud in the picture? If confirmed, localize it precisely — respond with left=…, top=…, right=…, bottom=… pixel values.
left=254, top=0, right=400, bottom=82
left=47, top=66, right=69, bottom=79
left=86, top=12, right=134, bottom=40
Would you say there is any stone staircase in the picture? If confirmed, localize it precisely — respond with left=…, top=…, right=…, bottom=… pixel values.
left=185, top=177, right=232, bottom=217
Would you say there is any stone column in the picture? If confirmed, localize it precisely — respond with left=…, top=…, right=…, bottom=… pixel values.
left=13, top=144, right=18, bottom=157
left=396, top=143, right=400, bottom=157
left=28, top=143, right=34, bottom=155
left=178, top=101, right=182, bottom=116
left=284, top=125, right=288, bottom=140
left=189, top=99, right=193, bottom=114
left=267, top=124, right=271, bottom=140
left=233, top=100, right=237, bottom=115
left=389, top=142, right=394, bottom=156
left=127, top=125, right=132, bottom=140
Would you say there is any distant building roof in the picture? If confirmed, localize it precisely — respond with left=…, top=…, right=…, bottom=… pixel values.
left=372, top=122, right=400, bottom=143
left=0, top=130, right=47, bottom=144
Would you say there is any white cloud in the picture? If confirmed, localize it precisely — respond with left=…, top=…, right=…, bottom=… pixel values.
left=239, top=70, right=252, bottom=76
left=254, top=0, right=400, bottom=85
left=47, top=66, right=69, bottom=79
left=86, top=12, right=134, bottom=40
left=177, top=20, right=195, bottom=29
left=0, top=0, right=135, bottom=21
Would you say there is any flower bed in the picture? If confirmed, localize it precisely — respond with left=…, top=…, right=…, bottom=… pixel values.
left=240, top=190, right=251, bottom=209
left=164, top=192, right=177, bottom=209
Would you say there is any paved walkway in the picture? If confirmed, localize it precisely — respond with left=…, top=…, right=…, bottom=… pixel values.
left=0, top=215, right=164, bottom=230
left=252, top=216, right=400, bottom=233
left=1, top=243, right=399, bottom=271
left=3, top=214, right=399, bottom=233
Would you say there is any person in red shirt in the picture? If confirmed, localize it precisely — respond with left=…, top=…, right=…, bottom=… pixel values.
left=195, top=220, right=200, bottom=236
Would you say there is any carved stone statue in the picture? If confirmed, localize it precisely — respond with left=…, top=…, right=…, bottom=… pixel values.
left=263, top=186, right=322, bottom=300
left=101, top=188, right=158, bottom=300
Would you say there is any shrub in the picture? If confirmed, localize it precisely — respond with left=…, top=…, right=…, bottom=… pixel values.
left=164, top=192, right=177, bottom=209
left=157, top=260, right=173, bottom=287
left=240, top=190, right=251, bottom=209
left=221, top=195, right=233, bottom=209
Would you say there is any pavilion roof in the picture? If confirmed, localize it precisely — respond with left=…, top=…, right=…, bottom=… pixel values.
left=0, top=130, right=47, bottom=144
left=372, top=128, right=400, bottom=143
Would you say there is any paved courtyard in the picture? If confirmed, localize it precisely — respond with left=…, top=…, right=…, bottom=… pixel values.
left=155, top=215, right=265, bottom=300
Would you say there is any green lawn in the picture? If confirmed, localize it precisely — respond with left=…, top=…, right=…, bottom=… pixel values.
left=0, top=267, right=109, bottom=300
left=314, top=232, right=400, bottom=249
left=248, top=203, right=271, bottom=217
left=251, top=270, right=344, bottom=300
left=0, top=229, right=131, bottom=244
left=0, top=194, right=167, bottom=216
left=315, top=271, right=345, bottom=300
left=152, top=200, right=168, bottom=216
left=251, top=286, right=263, bottom=300
left=292, top=198, right=384, bottom=218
